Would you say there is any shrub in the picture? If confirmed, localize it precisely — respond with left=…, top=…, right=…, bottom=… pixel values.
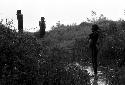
left=0, top=24, right=41, bottom=85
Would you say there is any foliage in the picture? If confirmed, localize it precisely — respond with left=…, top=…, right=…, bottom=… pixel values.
left=0, top=22, right=91, bottom=85
left=63, top=62, right=91, bottom=85
left=0, top=23, right=41, bottom=85
left=38, top=45, right=91, bottom=85
left=71, top=38, right=91, bottom=64
left=2, top=12, right=125, bottom=84
left=44, top=15, right=125, bottom=84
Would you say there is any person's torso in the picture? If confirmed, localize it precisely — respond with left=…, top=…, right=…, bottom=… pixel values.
left=89, top=31, right=99, bottom=47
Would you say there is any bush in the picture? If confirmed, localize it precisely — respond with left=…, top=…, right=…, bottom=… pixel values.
left=71, top=37, right=91, bottom=64
left=0, top=24, right=41, bottom=85
left=98, top=29, right=125, bottom=67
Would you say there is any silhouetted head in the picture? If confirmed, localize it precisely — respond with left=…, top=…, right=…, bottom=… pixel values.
left=41, top=17, right=45, bottom=21
left=17, top=10, right=21, bottom=15
left=92, top=24, right=99, bottom=32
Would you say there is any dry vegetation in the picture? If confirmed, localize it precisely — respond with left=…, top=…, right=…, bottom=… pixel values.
left=1, top=14, right=125, bottom=85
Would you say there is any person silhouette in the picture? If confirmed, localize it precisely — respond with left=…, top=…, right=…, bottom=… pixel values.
left=39, top=17, right=46, bottom=38
left=17, top=10, right=23, bottom=33
left=89, top=24, right=100, bottom=76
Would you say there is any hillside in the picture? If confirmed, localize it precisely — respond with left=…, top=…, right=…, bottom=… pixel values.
left=1, top=17, right=125, bottom=85
left=42, top=19, right=125, bottom=84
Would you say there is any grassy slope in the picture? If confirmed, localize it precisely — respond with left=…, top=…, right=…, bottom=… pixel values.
left=25, top=19, right=125, bottom=85
left=42, top=20, right=125, bottom=84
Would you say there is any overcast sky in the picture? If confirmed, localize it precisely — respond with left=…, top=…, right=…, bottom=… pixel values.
left=0, top=0, right=125, bottom=32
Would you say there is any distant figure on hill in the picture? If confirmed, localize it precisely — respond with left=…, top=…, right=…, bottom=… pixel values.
left=39, top=17, right=46, bottom=38
left=17, top=10, right=23, bottom=33
left=89, top=24, right=100, bottom=76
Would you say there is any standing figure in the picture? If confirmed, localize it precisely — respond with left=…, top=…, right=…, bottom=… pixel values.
left=39, top=17, right=46, bottom=38
left=17, top=10, right=23, bottom=33
left=89, top=24, right=100, bottom=76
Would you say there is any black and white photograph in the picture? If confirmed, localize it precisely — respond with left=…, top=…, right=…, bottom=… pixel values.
left=0, top=0, right=125, bottom=85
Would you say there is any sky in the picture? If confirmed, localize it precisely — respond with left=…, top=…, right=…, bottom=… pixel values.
left=0, top=0, right=125, bottom=32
